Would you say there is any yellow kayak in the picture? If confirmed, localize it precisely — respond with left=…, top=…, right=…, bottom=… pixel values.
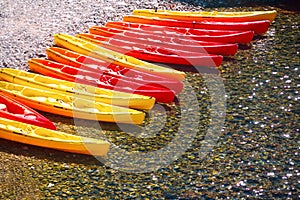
left=0, top=117, right=110, bottom=156
left=132, top=9, right=277, bottom=22
left=0, top=68, right=155, bottom=110
left=0, top=81, right=145, bottom=124
left=53, top=33, right=185, bottom=81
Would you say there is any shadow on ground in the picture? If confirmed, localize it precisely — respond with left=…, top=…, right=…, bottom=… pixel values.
left=0, top=139, right=103, bottom=165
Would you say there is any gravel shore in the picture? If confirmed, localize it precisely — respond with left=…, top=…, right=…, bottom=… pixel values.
left=0, top=0, right=197, bottom=70
left=0, top=0, right=299, bottom=199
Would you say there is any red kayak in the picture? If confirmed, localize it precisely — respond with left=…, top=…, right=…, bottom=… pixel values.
left=28, top=58, right=176, bottom=103
left=123, top=15, right=271, bottom=35
left=86, top=26, right=238, bottom=56
left=107, top=21, right=247, bottom=36
left=99, top=26, right=254, bottom=44
left=90, top=25, right=254, bottom=44
left=0, top=93, right=56, bottom=130
left=46, top=47, right=183, bottom=94
left=77, top=33, right=223, bottom=67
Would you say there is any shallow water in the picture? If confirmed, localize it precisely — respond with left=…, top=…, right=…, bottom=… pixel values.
left=0, top=1, right=299, bottom=199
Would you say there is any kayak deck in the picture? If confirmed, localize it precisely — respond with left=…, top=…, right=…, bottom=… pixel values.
left=0, top=94, right=56, bottom=130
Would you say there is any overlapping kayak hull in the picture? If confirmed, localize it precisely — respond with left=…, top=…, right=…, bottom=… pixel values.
left=0, top=68, right=156, bottom=110
left=0, top=81, right=146, bottom=125
left=45, top=47, right=184, bottom=94
left=90, top=24, right=239, bottom=56
left=28, top=58, right=176, bottom=103
left=77, top=33, right=224, bottom=67
left=53, top=33, right=185, bottom=81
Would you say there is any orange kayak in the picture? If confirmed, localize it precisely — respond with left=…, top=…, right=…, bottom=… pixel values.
left=132, top=9, right=277, bottom=22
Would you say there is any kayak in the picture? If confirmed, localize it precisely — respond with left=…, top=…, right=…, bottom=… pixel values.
left=91, top=26, right=253, bottom=44
left=90, top=25, right=254, bottom=44
left=107, top=21, right=246, bottom=36
left=123, top=15, right=271, bottom=35
left=28, top=58, right=176, bottom=103
left=0, top=81, right=146, bottom=125
left=90, top=25, right=238, bottom=56
left=53, top=33, right=185, bottom=81
left=0, top=93, right=56, bottom=130
left=77, top=33, right=224, bottom=67
left=132, top=9, right=277, bottom=22
left=46, top=47, right=183, bottom=93
left=0, top=68, right=155, bottom=110
left=0, top=117, right=110, bottom=156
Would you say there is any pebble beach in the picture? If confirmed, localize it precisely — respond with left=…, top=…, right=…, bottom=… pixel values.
left=0, top=0, right=299, bottom=199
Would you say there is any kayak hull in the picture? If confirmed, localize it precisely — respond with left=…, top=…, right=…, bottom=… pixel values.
left=0, top=117, right=110, bottom=156
left=91, top=25, right=254, bottom=44
left=106, top=21, right=244, bottom=36
left=123, top=15, right=271, bottom=35
left=132, top=9, right=277, bottom=22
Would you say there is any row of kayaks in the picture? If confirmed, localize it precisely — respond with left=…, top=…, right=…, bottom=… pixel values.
left=0, top=68, right=154, bottom=122
left=72, top=9, right=276, bottom=67
left=0, top=9, right=276, bottom=156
